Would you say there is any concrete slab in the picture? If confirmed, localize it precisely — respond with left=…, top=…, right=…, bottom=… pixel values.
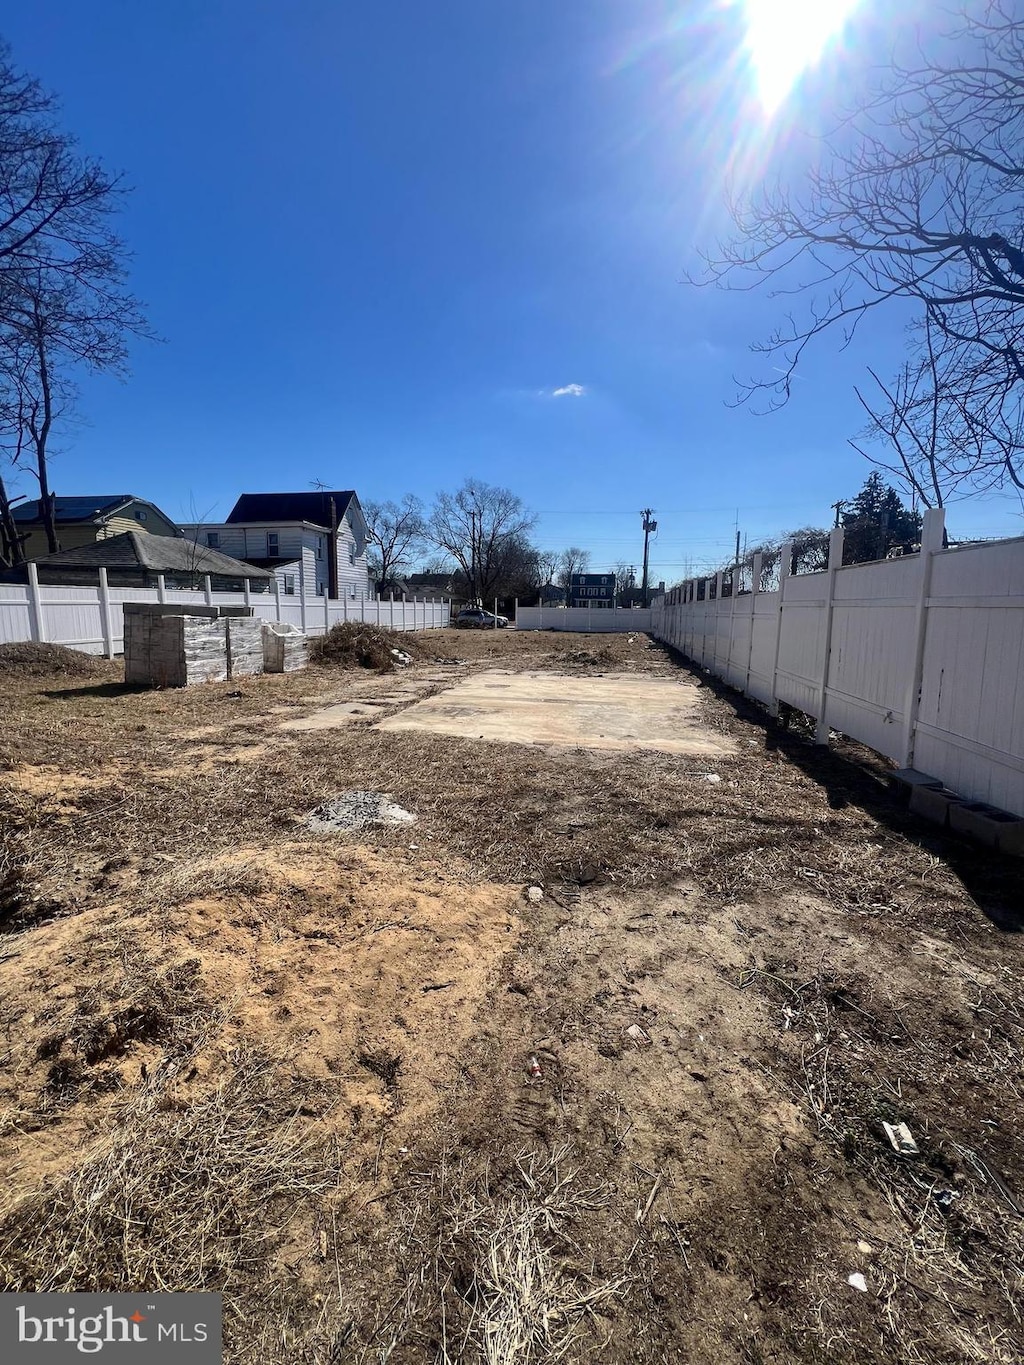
left=374, top=670, right=737, bottom=756
left=281, top=701, right=385, bottom=731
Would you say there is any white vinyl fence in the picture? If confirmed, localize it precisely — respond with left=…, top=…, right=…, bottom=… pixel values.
left=515, top=606, right=653, bottom=632
left=0, top=567, right=450, bottom=656
left=650, top=509, right=1024, bottom=818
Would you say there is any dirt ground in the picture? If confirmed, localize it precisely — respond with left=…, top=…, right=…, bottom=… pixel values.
left=0, top=628, right=1021, bottom=1364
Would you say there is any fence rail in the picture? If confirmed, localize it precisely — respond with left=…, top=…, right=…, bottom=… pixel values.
left=0, top=569, right=450, bottom=655
left=650, top=509, right=1024, bottom=819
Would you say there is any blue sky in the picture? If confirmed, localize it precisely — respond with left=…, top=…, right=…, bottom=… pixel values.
left=4, top=1, right=1022, bottom=580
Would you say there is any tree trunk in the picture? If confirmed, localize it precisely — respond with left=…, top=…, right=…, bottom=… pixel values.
left=31, top=304, right=59, bottom=554
left=0, top=471, right=25, bottom=568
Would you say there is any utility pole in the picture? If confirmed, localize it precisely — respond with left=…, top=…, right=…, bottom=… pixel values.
left=831, top=499, right=847, bottom=528
left=640, top=509, right=657, bottom=606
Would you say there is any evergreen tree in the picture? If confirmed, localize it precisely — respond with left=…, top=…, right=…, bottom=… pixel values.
left=842, top=473, right=922, bottom=564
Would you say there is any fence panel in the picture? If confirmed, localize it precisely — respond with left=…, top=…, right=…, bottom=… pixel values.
left=514, top=607, right=653, bottom=632
left=0, top=582, right=450, bottom=655
left=775, top=571, right=829, bottom=718
left=649, top=515, right=1024, bottom=818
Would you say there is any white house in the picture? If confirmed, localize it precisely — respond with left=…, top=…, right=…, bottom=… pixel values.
left=180, top=490, right=372, bottom=600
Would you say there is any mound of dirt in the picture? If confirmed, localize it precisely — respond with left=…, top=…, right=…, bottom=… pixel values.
left=0, top=642, right=115, bottom=678
left=310, top=622, right=420, bottom=672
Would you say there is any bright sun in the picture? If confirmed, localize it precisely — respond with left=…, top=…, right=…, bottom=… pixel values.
left=744, top=0, right=861, bottom=114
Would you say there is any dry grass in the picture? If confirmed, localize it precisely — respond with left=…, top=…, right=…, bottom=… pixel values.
left=360, top=1145, right=627, bottom=1364
left=0, top=1048, right=335, bottom=1292
left=0, top=633, right=1022, bottom=1362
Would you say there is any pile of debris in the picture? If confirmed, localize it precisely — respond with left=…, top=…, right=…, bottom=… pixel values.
left=310, top=622, right=420, bottom=672
left=305, top=791, right=417, bottom=832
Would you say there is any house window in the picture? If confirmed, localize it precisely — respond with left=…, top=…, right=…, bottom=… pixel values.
left=134, top=509, right=148, bottom=522
left=283, top=574, right=295, bottom=596
left=206, top=531, right=220, bottom=548
left=267, top=532, right=279, bottom=557
left=317, top=537, right=323, bottom=559
left=348, top=543, right=356, bottom=566
left=317, top=582, right=324, bottom=596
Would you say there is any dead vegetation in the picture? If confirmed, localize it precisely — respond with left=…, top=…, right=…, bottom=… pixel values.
left=311, top=621, right=419, bottom=671
left=0, top=632, right=1021, bottom=1362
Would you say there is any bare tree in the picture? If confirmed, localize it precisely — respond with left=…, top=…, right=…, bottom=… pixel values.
left=695, top=2, right=1024, bottom=499
left=0, top=43, right=146, bottom=561
left=556, top=546, right=591, bottom=604
left=427, top=480, right=536, bottom=603
left=851, top=315, right=1023, bottom=516
left=363, top=494, right=426, bottom=588
left=536, top=550, right=559, bottom=590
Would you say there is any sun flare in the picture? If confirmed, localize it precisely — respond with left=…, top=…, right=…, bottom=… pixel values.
left=744, top=0, right=861, bottom=113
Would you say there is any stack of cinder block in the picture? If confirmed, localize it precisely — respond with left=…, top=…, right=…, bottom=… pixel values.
left=890, top=767, right=1024, bottom=856
left=261, top=621, right=308, bottom=673
left=125, top=603, right=265, bottom=688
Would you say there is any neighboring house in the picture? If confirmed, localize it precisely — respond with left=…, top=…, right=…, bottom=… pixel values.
left=405, top=570, right=463, bottom=601
left=12, top=495, right=181, bottom=558
left=180, top=490, right=371, bottom=600
left=1, top=531, right=273, bottom=591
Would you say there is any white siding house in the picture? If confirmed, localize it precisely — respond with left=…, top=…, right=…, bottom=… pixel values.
left=179, top=490, right=372, bottom=600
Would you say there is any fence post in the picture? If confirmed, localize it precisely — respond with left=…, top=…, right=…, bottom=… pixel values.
left=390, top=592, right=395, bottom=630
left=494, top=597, right=499, bottom=629
left=204, top=574, right=213, bottom=606
left=323, top=590, right=330, bottom=632
left=27, top=562, right=45, bottom=642
left=899, top=507, right=945, bottom=768
left=243, top=578, right=252, bottom=609
left=587, top=600, right=592, bottom=633
left=274, top=576, right=282, bottom=622
left=98, top=567, right=114, bottom=659
left=813, top=528, right=845, bottom=744
left=342, top=591, right=348, bottom=623
left=157, top=573, right=167, bottom=604
left=514, top=597, right=518, bottom=629
left=746, top=553, right=763, bottom=694
left=377, top=595, right=382, bottom=628
left=300, top=580, right=308, bottom=632
left=769, top=544, right=793, bottom=717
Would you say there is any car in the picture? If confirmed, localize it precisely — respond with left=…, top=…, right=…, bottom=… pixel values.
left=455, top=607, right=509, bottom=629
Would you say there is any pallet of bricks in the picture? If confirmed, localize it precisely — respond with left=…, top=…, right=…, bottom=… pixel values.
left=124, top=603, right=269, bottom=687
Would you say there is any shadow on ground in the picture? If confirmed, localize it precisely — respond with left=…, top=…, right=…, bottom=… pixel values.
left=666, top=648, right=1024, bottom=934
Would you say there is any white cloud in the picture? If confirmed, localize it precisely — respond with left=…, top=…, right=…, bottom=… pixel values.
left=551, top=383, right=586, bottom=398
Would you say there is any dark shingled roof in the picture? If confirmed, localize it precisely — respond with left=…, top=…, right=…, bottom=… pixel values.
left=225, top=491, right=356, bottom=526
left=13, top=495, right=137, bottom=524
left=25, top=532, right=272, bottom=578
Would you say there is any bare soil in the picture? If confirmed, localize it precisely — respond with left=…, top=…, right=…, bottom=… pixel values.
left=0, top=629, right=1021, bottom=1363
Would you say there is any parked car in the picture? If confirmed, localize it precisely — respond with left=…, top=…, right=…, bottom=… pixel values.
left=455, top=607, right=509, bottom=629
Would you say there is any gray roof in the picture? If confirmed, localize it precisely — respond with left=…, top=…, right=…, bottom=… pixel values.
left=27, top=532, right=272, bottom=579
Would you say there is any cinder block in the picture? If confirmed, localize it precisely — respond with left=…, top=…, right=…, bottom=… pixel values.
left=997, top=818, right=1024, bottom=858
left=889, top=769, right=943, bottom=802
left=949, top=801, right=1023, bottom=851
left=909, top=785, right=965, bottom=828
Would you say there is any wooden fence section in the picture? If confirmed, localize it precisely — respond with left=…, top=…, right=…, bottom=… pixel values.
left=0, top=569, right=450, bottom=655
left=650, top=509, right=1024, bottom=818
